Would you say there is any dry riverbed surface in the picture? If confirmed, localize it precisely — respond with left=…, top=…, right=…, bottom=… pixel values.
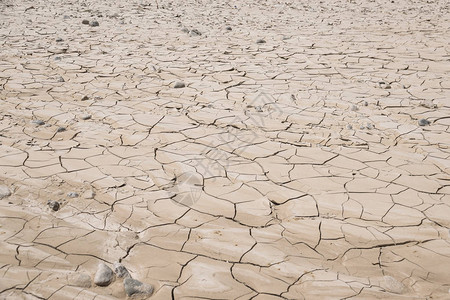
left=0, top=0, right=449, bottom=299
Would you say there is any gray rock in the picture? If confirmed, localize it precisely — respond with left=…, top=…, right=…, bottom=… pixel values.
left=48, top=200, right=60, bottom=211
left=189, top=29, right=201, bottom=36
left=351, top=104, right=358, bottom=111
left=31, top=119, right=45, bottom=126
left=82, top=19, right=89, bottom=25
left=0, top=185, right=12, bottom=200
left=256, top=38, right=266, bottom=44
left=113, top=262, right=131, bottom=278
left=68, top=272, right=92, bottom=288
left=56, top=37, right=63, bottom=42
left=225, top=26, right=232, bottom=31
left=181, top=27, right=190, bottom=33
left=378, top=81, right=391, bottom=89
left=83, top=190, right=95, bottom=199
left=80, top=114, right=92, bottom=120
left=81, top=95, right=89, bottom=101
left=56, top=127, right=66, bottom=133
left=173, top=81, right=185, bottom=89
left=67, top=192, right=79, bottom=198
left=94, top=263, right=114, bottom=287
left=57, top=76, right=65, bottom=82
left=346, top=124, right=353, bottom=130
left=364, top=101, right=368, bottom=106
left=366, top=123, right=373, bottom=130
left=124, top=278, right=153, bottom=297
left=418, top=118, right=430, bottom=126
left=89, top=20, right=99, bottom=27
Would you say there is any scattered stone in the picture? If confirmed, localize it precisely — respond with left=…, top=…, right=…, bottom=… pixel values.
left=83, top=190, right=95, bottom=199
left=81, top=95, right=89, bottom=101
left=68, top=272, right=92, bottom=288
left=225, top=26, right=232, bottom=31
left=383, top=276, right=405, bottom=294
left=80, top=114, right=92, bottom=120
left=56, top=127, right=66, bottom=133
left=255, top=106, right=263, bottom=112
left=346, top=124, right=353, bottom=130
left=82, top=19, right=89, bottom=25
left=56, top=37, right=63, bottom=42
left=189, top=29, right=201, bottom=36
left=418, top=118, right=430, bottom=126
left=0, top=185, right=12, bottom=200
left=173, top=81, right=186, bottom=89
left=31, top=120, right=45, bottom=126
left=94, top=263, right=114, bottom=287
left=181, top=27, right=190, bottom=33
left=366, top=123, right=373, bottom=130
left=123, top=278, right=153, bottom=297
left=54, top=56, right=61, bottom=61
left=57, top=76, right=65, bottom=82
left=89, top=20, right=99, bottom=27
left=351, top=104, right=358, bottom=111
left=359, top=124, right=365, bottom=130
left=67, top=192, right=79, bottom=198
left=48, top=200, right=60, bottom=211
left=64, top=15, right=70, bottom=19
left=378, top=81, right=391, bottom=89
left=364, top=101, right=368, bottom=106
left=256, top=38, right=266, bottom=44
left=113, top=262, right=131, bottom=278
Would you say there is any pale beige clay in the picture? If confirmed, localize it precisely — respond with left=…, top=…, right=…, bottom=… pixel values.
left=0, top=0, right=449, bottom=299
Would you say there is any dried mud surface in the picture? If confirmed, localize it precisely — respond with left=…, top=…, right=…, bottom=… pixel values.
left=0, top=0, right=449, bottom=299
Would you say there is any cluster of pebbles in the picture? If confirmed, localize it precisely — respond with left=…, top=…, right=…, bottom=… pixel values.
left=94, top=262, right=154, bottom=297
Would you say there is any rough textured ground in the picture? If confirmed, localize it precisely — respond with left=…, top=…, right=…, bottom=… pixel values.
left=1, top=0, right=449, bottom=299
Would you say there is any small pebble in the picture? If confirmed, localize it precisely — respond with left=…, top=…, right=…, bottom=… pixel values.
left=360, top=124, right=365, bottom=130
left=48, top=200, right=60, bottom=211
left=225, top=26, right=232, bottom=31
left=89, top=20, right=99, bottom=27
left=94, top=263, right=114, bottom=287
left=55, top=37, right=63, bottom=42
left=346, top=124, right=353, bottom=130
left=124, top=278, right=153, bottom=297
left=54, top=56, right=62, bottom=61
left=256, top=39, right=266, bottom=44
left=378, top=81, right=391, bottom=89
left=189, top=29, right=201, bottom=36
left=64, top=15, right=70, bottom=19
left=366, top=123, right=373, bottom=130
left=0, top=185, right=12, bottom=200
left=31, top=120, right=45, bottom=126
left=81, top=95, right=89, bottom=101
left=56, top=127, right=66, bottom=133
left=113, top=262, right=131, bottom=278
left=81, top=19, right=89, bottom=25
left=57, top=76, right=65, bottom=82
left=351, top=105, right=358, bottom=111
left=418, top=118, right=430, bottom=126
left=67, top=192, right=79, bottom=198
left=83, top=190, right=95, bottom=199
left=173, top=81, right=185, bottom=89
left=181, top=27, right=189, bottom=33
left=364, top=101, right=368, bottom=106
left=80, top=114, right=92, bottom=120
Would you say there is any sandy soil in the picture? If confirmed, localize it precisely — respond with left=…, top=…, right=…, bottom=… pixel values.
left=0, top=0, right=449, bottom=299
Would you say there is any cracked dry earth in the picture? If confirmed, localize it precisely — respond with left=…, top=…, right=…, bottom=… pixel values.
left=0, top=0, right=449, bottom=299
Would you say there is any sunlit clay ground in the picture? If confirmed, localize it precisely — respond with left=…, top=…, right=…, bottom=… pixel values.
left=0, top=0, right=449, bottom=299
